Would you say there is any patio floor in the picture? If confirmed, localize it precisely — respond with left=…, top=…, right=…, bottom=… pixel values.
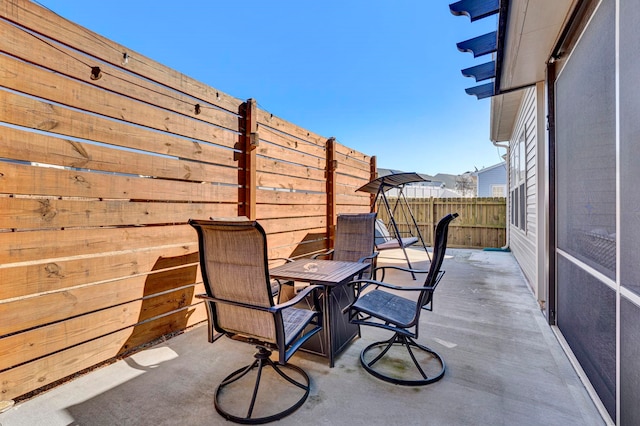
left=0, top=248, right=606, bottom=425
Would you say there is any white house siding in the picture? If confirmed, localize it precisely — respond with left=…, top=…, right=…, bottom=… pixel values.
left=508, top=86, right=539, bottom=298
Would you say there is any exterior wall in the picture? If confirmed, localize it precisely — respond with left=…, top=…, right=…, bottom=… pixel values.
left=487, top=1, right=640, bottom=422
left=535, top=81, right=548, bottom=310
left=477, top=163, right=507, bottom=197
left=508, top=86, right=539, bottom=297
left=503, top=2, right=640, bottom=423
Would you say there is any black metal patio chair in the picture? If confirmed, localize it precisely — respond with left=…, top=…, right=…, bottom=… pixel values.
left=344, top=213, right=458, bottom=386
left=312, top=212, right=378, bottom=276
left=279, top=212, right=378, bottom=300
left=189, top=218, right=323, bottom=424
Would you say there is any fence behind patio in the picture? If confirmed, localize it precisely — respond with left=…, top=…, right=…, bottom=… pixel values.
left=0, top=0, right=373, bottom=401
left=376, top=197, right=507, bottom=249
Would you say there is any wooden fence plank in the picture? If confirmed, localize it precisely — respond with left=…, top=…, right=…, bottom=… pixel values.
left=335, top=142, right=371, bottom=162
left=0, top=304, right=207, bottom=401
left=0, top=20, right=239, bottom=131
left=257, top=155, right=325, bottom=182
left=0, top=127, right=238, bottom=184
left=256, top=202, right=326, bottom=220
left=0, top=225, right=195, bottom=264
left=256, top=110, right=326, bottom=146
left=267, top=239, right=327, bottom=260
left=0, top=28, right=239, bottom=135
left=267, top=228, right=326, bottom=249
left=0, top=197, right=236, bottom=230
left=336, top=154, right=372, bottom=175
left=257, top=138, right=325, bottom=169
left=336, top=193, right=372, bottom=207
left=0, top=162, right=238, bottom=202
left=1, top=245, right=199, bottom=300
left=0, top=54, right=239, bottom=146
left=1, top=90, right=239, bottom=162
left=0, top=283, right=205, bottom=371
left=115, top=304, right=207, bottom=355
left=257, top=125, right=326, bottom=159
left=337, top=173, right=371, bottom=189
left=0, top=328, right=133, bottom=400
left=0, top=268, right=202, bottom=336
left=0, top=302, right=141, bottom=370
left=335, top=160, right=371, bottom=180
left=256, top=170, right=325, bottom=193
left=259, top=216, right=326, bottom=234
left=256, top=190, right=325, bottom=206
left=0, top=0, right=243, bottom=114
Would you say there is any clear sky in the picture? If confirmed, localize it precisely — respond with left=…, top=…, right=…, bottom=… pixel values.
left=36, top=0, right=503, bottom=175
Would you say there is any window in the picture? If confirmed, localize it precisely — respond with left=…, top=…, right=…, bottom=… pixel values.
left=510, top=129, right=526, bottom=231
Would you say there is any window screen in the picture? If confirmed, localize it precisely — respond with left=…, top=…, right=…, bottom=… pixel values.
left=554, top=1, right=616, bottom=420
left=620, top=0, right=640, bottom=297
left=556, top=2, right=616, bottom=279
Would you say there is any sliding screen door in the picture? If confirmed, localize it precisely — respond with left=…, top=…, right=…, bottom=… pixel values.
left=554, top=0, right=616, bottom=419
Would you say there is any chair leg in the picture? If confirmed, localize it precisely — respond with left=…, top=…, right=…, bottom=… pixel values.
left=360, top=333, right=445, bottom=386
left=214, top=346, right=310, bottom=424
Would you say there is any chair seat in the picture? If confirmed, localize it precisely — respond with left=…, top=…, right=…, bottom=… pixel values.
left=352, top=289, right=417, bottom=327
left=283, top=307, right=317, bottom=346
left=376, top=236, right=419, bottom=250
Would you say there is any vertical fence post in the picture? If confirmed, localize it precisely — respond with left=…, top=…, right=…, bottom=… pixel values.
left=326, top=137, right=337, bottom=249
left=238, top=99, right=258, bottom=219
left=369, top=156, right=377, bottom=212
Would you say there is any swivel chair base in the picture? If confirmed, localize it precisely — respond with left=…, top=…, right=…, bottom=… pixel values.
left=215, top=346, right=310, bottom=424
left=360, top=334, right=445, bottom=386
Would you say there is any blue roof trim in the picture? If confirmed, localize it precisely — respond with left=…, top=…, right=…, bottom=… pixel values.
left=461, top=61, right=496, bottom=82
left=456, top=31, right=497, bottom=58
left=449, top=0, right=499, bottom=22
left=450, top=0, right=506, bottom=100
left=465, top=82, right=495, bottom=99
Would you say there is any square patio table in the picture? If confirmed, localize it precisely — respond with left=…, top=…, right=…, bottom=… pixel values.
left=270, top=259, right=369, bottom=367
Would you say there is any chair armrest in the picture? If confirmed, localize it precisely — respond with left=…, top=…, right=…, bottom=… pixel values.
left=196, top=293, right=274, bottom=312
left=195, top=293, right=212, bottom=301
left=268, top=257, right=294, bottom=264
left=347, top=279, right=433, bottom=292
left=197, top=287, right=323, bottom=313
left=356, top=252, right=379, bottom=263
left=273, top=285, right=323, bottom=310
left=311, top=249, right=334, bottom=260
left=373, top=264, right=428, bottom=281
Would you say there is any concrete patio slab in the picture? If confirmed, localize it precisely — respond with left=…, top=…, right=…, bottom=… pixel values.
left=0, top=248, right=606, bottom=425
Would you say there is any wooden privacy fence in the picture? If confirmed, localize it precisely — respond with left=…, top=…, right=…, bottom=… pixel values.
left=0, top=0, right=373, bottom=401
left=376, top=197, right=507, bottom=249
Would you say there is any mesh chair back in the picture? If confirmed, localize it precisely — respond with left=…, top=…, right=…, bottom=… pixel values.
left=333, top=213, right=376, bottom=277
left=419, top=213, right=458, bottom=306
left=333, top=213, right=376, bottom=264
left=190, top=219, right=277, bottom=342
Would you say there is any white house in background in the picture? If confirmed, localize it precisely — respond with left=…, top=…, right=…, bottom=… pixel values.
left=451, top=0, right=638, bottom=423
left=377, top=168, right=465, bottom=198
left=475, top=162, right=506, bottom=197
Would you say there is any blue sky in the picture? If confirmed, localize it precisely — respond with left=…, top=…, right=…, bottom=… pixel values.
left=37, top=0, right=502, bottom=175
